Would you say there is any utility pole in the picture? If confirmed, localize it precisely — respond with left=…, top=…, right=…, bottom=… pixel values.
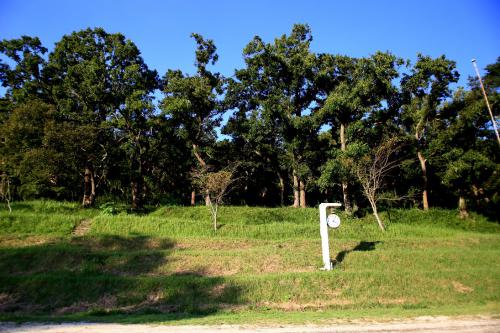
left=471, top=59, right=500, bottom=146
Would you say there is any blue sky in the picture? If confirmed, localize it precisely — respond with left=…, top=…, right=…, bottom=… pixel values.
left=1, top=0, right=499, bottom=88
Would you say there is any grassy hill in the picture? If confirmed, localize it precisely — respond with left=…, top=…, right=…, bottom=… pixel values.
left=0, top=200, right=499, bottom=324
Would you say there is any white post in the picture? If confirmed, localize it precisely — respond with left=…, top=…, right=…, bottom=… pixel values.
left=319, top=202, right=341, bottom=270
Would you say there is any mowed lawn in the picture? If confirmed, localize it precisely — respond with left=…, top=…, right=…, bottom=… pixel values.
left=0, top=200, right=499, bottom=324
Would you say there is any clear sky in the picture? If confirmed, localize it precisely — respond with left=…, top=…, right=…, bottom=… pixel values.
left=1, top=0, right=499, bottom=88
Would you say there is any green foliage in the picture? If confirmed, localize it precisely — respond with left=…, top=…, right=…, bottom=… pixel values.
left=0, top=26, right=498, bottom=215
left=401, top=54, right=459, bottom=137
left=442, top=150, right=495, bottom=194
left=0, top=36, right=47, bottom=102
left=226, top=24, right=319, bottom=189
left=318, top=142, right=368, bottom=191
left=99, top=202, right=119, bottom=216
left=428, top=82, right=499, bottom=217
left=483, top=56, right=500, bottom=89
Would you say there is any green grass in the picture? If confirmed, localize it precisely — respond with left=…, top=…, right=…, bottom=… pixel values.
left=0, top=200, right=499, bottom=324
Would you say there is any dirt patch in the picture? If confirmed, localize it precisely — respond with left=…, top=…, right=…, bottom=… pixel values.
left=259, top=255, right=282, bottom=273
left=55, top=294, right=117, bottom=315
left=177, top=239, right=256, bottom=251
left=0, top=235, right=55, bottom=247
left=0, top=293, right=18, bottom=311
left=258, top=299, right=354, bottom=310
left=209, top=283, right=228, bottom=298
left=376, top=297, right=413, bottom=305
left=452, top=281, right=474, bottom=293
left=55, top=302, right=92, bottom=315
left=0, top=293, right=44, bottom=313
left=72, top=219, right=92, bottom=236
left=169, top=257, right=243, bottom=276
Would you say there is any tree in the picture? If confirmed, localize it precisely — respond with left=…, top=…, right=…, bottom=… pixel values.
left=145, top=114, right=194, bottom=205
left=431, top=79, right=499, bottom=218
left=483, top=56, right=500, bottom=89
left=228, top=24, right=318, bottom=208
left=46, top=28, right=158, bottom=208
left=0, top=36, right=48, bottom=103
left=0, top=37, right=52, bottom=202
left=192, top=165, right=238, bottom=231
left=441, top=150, right=496, bottom=218
left=1, top=100, right=54, bottom=198
left=114, top=90, right=158, bottom=210
left=161, top=34, right=223, bottom=206
left=353, top=138, right=402, bottom=231
left=222, top=106, right=287, bottom=206
left=318, top=52, right=402, bottom=212
left=0, top=169, right=12, bottom=213
left=401, top=54, right=459, bottom=210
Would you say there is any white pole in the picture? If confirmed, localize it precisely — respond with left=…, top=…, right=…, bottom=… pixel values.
left=319, top=203, right=341, bottom=270
left=471, top=59, right=500, bottom=146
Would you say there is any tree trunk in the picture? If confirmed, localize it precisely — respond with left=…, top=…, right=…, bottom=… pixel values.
left=192, top=143, right=211, bottom=207
left=340, top=123, right=352, bottom=213
left=369, top=199, right=385, bottom=231
left=191, top=190, right=196, bottom=206
left=0, top=171, right=12, bottom=213
left=205, top=190, right=211, bottom=206
left=130, top=145, right=145, bottom=210
left=213, top=204, right=218, bottom=232
left=131, top=161, right=143, bottom=210
left=192, top=143, right=207, bottom=167
left=131, top=179, right=141, bottom=210
left=293, top=171, right=299, bottom=208
left=82, top=166, right=95, bottom=207
left=458, top=196, right=469, bottom=219
left=299, top=179, right=306, bottom=208
left=277, top=171, right=284, bottom=206
left=417, top=149, right=429, bottom=210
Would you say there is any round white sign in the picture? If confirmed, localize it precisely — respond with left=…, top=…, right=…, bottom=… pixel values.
left=327, top=214, right=341, bottom=229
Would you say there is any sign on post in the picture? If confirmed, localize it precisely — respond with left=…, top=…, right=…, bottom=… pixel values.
left=319, top=202, right=342, bottom=270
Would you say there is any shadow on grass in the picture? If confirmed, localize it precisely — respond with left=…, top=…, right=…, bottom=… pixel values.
left=332, top=241, right=381, bottom=269
left=0, top=235, right=243, bottom=322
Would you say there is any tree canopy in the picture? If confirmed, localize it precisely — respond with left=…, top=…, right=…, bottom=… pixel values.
left=0, top=25, right=498, bottom=219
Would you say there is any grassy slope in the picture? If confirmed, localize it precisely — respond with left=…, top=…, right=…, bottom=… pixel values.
left=0, top=200, right=499, bottom=324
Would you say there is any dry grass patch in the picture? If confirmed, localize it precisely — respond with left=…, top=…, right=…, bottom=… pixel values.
left=176, top=239, right=257, bottom=250
left=71, top=219, right=92, bottom=236
left=0, top=235, right=58, bottom=248
left=258, top=299, right=354, bottom=311
left=452, top=281, right=474, bottom=294
left=376, top=297, right=415, bottom=305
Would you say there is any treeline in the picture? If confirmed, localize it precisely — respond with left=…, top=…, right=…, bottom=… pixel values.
left=0, top=25, right=498, bottom=218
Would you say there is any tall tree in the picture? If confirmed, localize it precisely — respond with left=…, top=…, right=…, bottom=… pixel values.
left=431, top=77, right=499, bottom=218
left=228, top=24, right=318, bottom=207
left=318, top=52, right=402, bottom=212
left=222, top=104, right=287, bottom=206
left=160, top=33, right=224, bottom=206
left=114, top=90, right=158, bottom=210
left=46, top=28, right=158, bottom=207
left=401, top=54, right=459, bottom=210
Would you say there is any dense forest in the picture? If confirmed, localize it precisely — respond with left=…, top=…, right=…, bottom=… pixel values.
left=0, top=24, right=498, bottom=219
